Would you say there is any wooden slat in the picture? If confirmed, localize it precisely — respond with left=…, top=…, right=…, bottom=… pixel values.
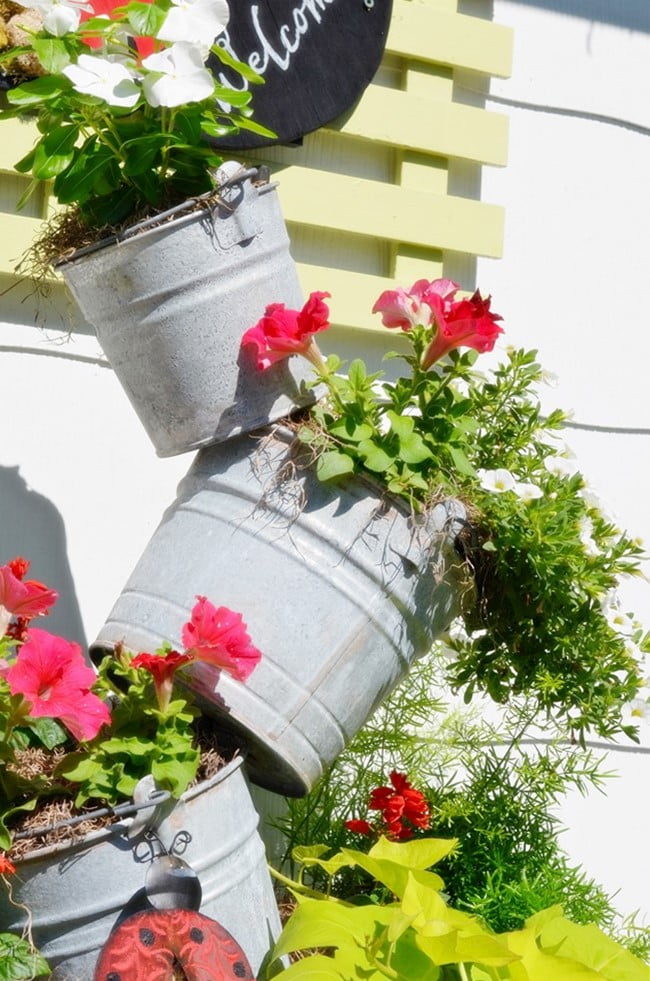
left=0, top=213, right=44, bottom=277
left=0, top=118, right=39, bottom=174
left=276, top=168, right=505, bottom=258
left=387, top=0, right=513, bottom=78
left=326, top=83, right=509, bottom=166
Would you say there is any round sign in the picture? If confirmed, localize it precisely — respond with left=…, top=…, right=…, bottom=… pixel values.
left=208, top=0, right=394, bottom=149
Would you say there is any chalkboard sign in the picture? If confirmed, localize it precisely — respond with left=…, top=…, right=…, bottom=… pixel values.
left=208, top=0, right=393, bottom=149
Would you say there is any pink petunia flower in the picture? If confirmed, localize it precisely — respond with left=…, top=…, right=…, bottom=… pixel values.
left=5, top=628, right=111, bottom=742
left=182, top=596, right=262, bottom=682
left=421, top=289, right=503, bottom=369
left=372, top=278, right=459, bottom=331
left=131, top=649, right=193, bottom=712
left=0, top=558, right=58, bottom=637
left=241, top=291, right=331, bottom=371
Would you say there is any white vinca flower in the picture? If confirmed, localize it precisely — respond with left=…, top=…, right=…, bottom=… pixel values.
left=62, top=54, right=140, bottom=107
left=157, top=0, right=229, bottom=45
left=28, top=0, right=88, bottom=35
left=142, top=42, right=215, bottom=107
left=478, top=468, right=516, bottom=493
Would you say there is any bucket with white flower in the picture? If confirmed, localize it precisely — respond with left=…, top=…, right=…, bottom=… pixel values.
left=0, top=0, right=317, bottom=456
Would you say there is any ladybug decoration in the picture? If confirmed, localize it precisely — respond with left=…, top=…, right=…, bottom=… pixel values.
left=94, top=831, right=256, bottom=981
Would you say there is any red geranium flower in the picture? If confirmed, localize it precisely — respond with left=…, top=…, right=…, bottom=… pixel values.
left=5, top=628, right=111, bottom=742
left=182, top=597, right=262, bottom=682
left=241, top=291, right=331, bottom=371
left=369, top=771, right=431, bottom=841
left=0, top=558, right=58, bottom=636
left=344, top=819, right=373, bottom=837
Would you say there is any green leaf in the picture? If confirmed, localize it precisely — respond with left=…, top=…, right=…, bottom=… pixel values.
left=357, top=439, right=395, bottom=473
left=328, top=418, right=374, bottom=443
left=316, top=451, right=355, bottom=482
left=264, top=953, right=342, bottom=980
left=210, top=44, right=265, bottom=84
left=537, top=915, right=650, bottom=980
left=225, top=114, right=276, bottom=139
left=271, top=897, right=393, bottom=962
left=126, top=1, right=166, bottom=36
left=447, top=444, right=476, bottom=477
left=31, top=126, right=79, bottom=180
left=7, top=75, right=66, bottom=106
left=26, top=716, right=67, bottom=750
left=368, top=836, right=458, bottom=871
left=31, top=37, right=70, bottom=74
left=0, top=934, right=50, bottom=981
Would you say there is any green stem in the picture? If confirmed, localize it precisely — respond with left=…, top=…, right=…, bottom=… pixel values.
left=268, top=864, right=337, bottom=902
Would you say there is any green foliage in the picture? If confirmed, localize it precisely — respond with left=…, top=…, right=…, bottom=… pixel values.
left=265, top=839, right=648, bottom=980
left=0, top=933, right=49, bottom=980
left=55, top=647, right=200, bottom=807
left=0, top=4, right=274, bottom=230
left=303, top=345, right=648, bottom=741
left=273, top=653, right=647, bottom=957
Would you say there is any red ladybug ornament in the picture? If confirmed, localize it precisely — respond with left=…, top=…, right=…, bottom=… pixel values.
left=94, top=830, right=256, bottom=981
left=94, top=909, right=256, bottom=980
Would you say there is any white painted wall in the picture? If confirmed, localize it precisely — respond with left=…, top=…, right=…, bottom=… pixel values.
left=471, top=0, right=650, bottom=921
left=1, top=0, right=648, bottom=930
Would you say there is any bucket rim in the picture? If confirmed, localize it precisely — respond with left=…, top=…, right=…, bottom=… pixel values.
left=8, top=754, right=246, bottom=867
left=54, top=166, right=273, bottom=269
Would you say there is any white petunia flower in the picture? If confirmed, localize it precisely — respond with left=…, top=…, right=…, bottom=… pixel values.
left=602, top=597, right=638, bottom=636
left=513, top=481, right=543, bottom=503
left=544, top=454, right=579, bottom=479
left=578, top=515, right=599, bottom=557
left=478, top=468, right=516, bottom=494
left=142, top=42, right=215, bottom=107
left=62, top=54, right=140, bottom=107
left=157, top=0, right=229, bottom=45
left=622, top=698, right=650, bottom=724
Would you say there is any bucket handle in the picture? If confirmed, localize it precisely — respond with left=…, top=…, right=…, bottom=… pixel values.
left=55, top=165, right=270, bottom=266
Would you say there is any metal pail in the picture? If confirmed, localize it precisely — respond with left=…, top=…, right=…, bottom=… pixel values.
left=0, top=756, right=280, bottom=980
left=58, top=167, right=315, bottom=457
left=92, top=428, right=466, bottom=795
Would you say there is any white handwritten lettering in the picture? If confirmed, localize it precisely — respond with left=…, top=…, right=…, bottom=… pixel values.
left=215, top=0, right=338, bottom=96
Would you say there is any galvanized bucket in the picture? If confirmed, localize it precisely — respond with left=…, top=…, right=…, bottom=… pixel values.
left=0, top=756, right=280, bottom=980
left=57, top=165, right=316, bottom=457
left=91, top=428, right=467, bottom=796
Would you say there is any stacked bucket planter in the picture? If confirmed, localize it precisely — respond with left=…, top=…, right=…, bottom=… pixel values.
left=1, top=166, right=466, bottom=978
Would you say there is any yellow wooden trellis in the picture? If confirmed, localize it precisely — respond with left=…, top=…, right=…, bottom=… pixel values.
left=0, top=0, right=513, bottom=335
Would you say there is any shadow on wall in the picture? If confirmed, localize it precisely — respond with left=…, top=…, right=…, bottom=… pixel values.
left=497, top=0, right=649, bottom=33
left=0, top=466, right=87, bottom=647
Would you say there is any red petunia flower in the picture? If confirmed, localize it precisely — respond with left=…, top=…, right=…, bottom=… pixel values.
left=241, top=291, right=331, bottom=371
left=0, top=854, right=15, bottom=875
left=5, top=628, right=111, bottom=742
left=131, top=649, right=193, bottom=712
left=182, top=596, right=262, bottom=682
left=421, top=289, right=503, bottom=369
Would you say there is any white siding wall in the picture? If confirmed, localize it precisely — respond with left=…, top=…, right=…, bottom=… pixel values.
left=473, top=0, right=650, bottom=919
